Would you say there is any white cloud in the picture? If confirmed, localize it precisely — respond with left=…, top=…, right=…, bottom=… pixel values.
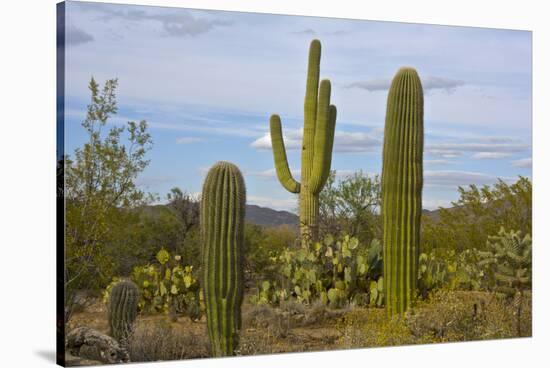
left=248, top=195, right=297, bottom=212
left=250, top=129, right=380, bottom=153
left=423, top=198, right=452, bottom=210
left=511, top=157, right=532, bottom=168
left=472, top=152, right=514, bottom=160
left=249, top=168, right=300, bottom=180
left=347, top=76, right=465, bottom=93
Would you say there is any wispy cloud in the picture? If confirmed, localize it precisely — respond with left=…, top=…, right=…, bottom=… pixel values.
left=291, top=29, right=349, bottom=36
left=249, top=168, right=355, bottom=181
left=423, top=198, right=453, bottom=210
left=250, top=129, right=380, bottom=153
left=511, top=157, right=532, bottom=168
left=149, top=120, right=262, bottom=138
left=425, top=159, right=453, bottom=165
left=291, top=28, right=316, bottom=35
left=176, top=137, right=208, bottom=144
left=425, top=170, right=513, bottom=188
left=426, top=140, right=529, bottom=158
left=472, top=152, right=514, bottom=160
left=248, top=195, right=297, bottom=212
left=136, top=175, right=174, bottom=187
left=76, top=3, right=232, bottom=37
left=65, top=25, right=94, bottom=46
left=347, top=76, right=465, bottom=93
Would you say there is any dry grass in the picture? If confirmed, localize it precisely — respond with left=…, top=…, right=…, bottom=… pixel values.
left=128, top=319, right=210, bottom=361
left=67, top=290, right=531, bottom=364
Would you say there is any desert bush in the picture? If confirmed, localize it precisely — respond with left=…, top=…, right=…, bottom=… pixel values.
left=417, top=248, right=484, bottom=297
left=128, top=320, right=209, bottom=361
left=244, top=224, right=299, bottom=284
left=407, top=290, right=531, bottom=341
left=252, top=235, right=384, bottom=309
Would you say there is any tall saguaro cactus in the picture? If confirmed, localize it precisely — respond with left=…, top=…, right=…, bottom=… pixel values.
left=269, top=39, right=337, bottom=246
left=201, top=161, right=246, bottom=356
left=381, top=67, right=424, bottom=316
left=108, top=280, right=139, bottom=344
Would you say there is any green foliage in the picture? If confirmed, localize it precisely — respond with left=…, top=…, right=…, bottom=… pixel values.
left=269, top=39, right=337, bottom=246
left=108, top=280, right=139, bottom=343
left=244, top=224, right=299, bottom=282
left=422, top=177, right=531, bottom=253
left=64, top=77, right=153, bottom=321
left=104, top=248, right=201, bottom=319
left=381, top=67, right=424, bottom=315
left=478, top=228, right=532, bottom=335
left=319, top=170, right=382, bottom=245
left=201, top=161, right=246, bottom=357
left=417, top=249, right=484, bottom=297
left=253, top=235, right=384, bottom=309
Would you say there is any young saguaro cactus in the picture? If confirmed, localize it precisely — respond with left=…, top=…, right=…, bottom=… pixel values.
left=381, top=67, right=424, bottom=316
left=201, top=161, right=246, bottom=356
left=269, top=39, right=337, bottom=247
left=108, top=280, right=139, bottom=343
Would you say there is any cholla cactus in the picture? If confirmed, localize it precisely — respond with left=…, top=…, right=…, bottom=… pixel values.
left=478, top=227, right=531, bottom=335
left=269, top=39, right=337, bottom=247
left=108, top=280, right=139, bottom=344
left=201, top=161, right=246, bottom=356
left=381, top=67, right=424, bottom=316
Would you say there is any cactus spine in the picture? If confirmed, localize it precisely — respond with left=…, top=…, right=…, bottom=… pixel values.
left=270, top=39, right=337, bottom=247
left=201, top=161, right=246, bottom=356
left=381, top=67, right=424, bottom=316
left=108, top=280, right=139, bottom=343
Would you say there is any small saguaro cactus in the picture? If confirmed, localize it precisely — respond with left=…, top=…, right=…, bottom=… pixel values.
left=269, top=39, right=337, bottom=247
left=381, top=67, right=424, bottom=316
left=108, top=280, right=139, bottom=343
left=201, top=161, right=246, bottom=356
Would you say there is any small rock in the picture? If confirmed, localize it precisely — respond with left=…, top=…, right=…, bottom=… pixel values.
left=66, top=327, right=129, bottom=364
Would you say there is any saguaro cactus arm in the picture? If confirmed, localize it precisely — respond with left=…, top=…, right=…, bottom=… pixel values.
left=310, top=79, right=336, bottom=194
left=304, top=39, right=321, bottom=141
left=269, top=114, right=301, bottom=193
left=268, top=39, right=336, bottom=246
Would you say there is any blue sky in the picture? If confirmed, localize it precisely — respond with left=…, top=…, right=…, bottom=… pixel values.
left=63, top=1, right=532, bottom=211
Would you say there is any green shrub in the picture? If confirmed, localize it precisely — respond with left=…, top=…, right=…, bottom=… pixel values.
left=418, top=248, right=484, bottom=297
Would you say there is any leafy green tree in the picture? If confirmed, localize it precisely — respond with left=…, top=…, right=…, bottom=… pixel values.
left=166, top=187, right=200, bottom=256
left=422, top=177, right=531, bottom=254
left=244, top=224, right=298, bottom=282
left=319, top=171, right=381, bottom=245
left=64, top=77, right=152, bottom=321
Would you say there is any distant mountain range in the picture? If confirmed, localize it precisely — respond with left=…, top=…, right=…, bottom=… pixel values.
left=245, top=204, right=298, bottom=227
left=245, top=205, right=442, bottom=227
left=142, top=203, right=443, bottom=229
